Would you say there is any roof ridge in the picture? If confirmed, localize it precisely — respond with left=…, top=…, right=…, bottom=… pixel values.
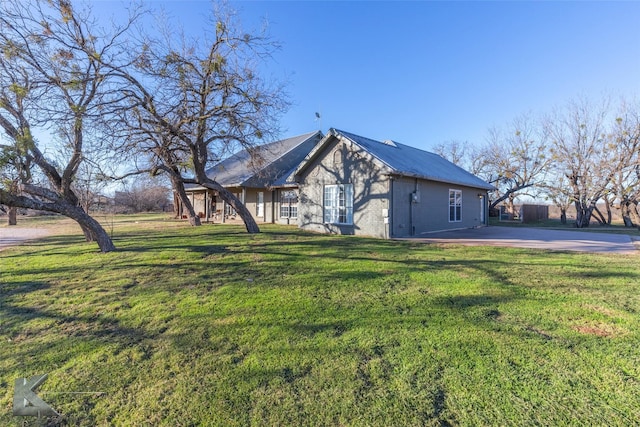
left=333, top=128, right=426, bottom=152
left=206, top=131, right=321, bottom=177
left=254, top=131, right=322, bottom=173
left=332, top=128, right=387, bottom=147
left=262, top=130, right=320, bottom=149
left=328, top=128, right=493, bottom=190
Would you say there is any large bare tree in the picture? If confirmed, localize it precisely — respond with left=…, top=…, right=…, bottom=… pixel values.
left=546, top=98, right=614, bottom=228
left=0, top=0, right=141, bottom=252
left=0, top=141, right=20, bottom=225
left=608, top=101, right=640, bottom=227
left=99, top=6, right=289, bottom=233
left=474, top=115, right=551, bottom=213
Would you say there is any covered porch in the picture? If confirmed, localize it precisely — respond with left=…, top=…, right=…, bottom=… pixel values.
left=177, top=187, right=241, bottom=223
left=177, top=186, right=299, bottom=225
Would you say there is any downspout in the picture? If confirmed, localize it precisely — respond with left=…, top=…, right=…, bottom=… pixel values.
left=410, top=178, right=419, bottom=236
left=409, top=196, right=413, bottom=236
left=484, top=193, right=489, bottom=226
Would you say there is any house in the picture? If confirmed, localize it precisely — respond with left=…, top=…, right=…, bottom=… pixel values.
left=181, top=131, right=323, bottom=223
left=180, top=128, right=494, bottom=239
left=293, top=128, right=495, bottom=238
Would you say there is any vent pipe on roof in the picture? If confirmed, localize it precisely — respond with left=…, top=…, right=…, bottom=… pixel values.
left=382, top=139, right=397, bottom=147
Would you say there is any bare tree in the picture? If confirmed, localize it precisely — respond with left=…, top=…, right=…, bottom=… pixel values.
left=105, top=128, right=203, bottom=226
left=540, top=175, right=573, bottom=224
left=0, top=0, right=141, bottom=252
left=546, top=98, right=616, bottom=228
left=608, top=100, right=640, bottom=227
left=476, top=115, right=551, bottom=212
left=99, top=5, right=289, bottom=233
left=0, top=133, right=21, bottom=225
left=432, top=140, right=469, bottom=167
left=114, top=176, right=170, bottom=213
left=72, top=156, right=111, bottom=215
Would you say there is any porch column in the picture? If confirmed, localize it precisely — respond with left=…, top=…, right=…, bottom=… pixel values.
left=271, top=190, right=276, bottom=224
left=204, top=191, right=209, bottom=223
left=222, top=201, right=226, bottom=223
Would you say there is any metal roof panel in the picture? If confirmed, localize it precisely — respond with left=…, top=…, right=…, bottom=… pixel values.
left=333, top=129, right=495, bottom=190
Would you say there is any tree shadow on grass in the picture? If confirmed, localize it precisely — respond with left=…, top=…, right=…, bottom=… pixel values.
left=1, top=301, right=150, bottom=349
left=0, top=280, right=51, bottom=298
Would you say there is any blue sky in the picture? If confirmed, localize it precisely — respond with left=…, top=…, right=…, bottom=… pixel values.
left=95, top=1, right=640, bottom=151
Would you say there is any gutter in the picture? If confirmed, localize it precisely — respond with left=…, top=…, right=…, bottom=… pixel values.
left=385, top=172, right=495, bottom=191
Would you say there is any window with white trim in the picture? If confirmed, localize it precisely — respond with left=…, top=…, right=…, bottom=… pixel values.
left=256, top=191, right=264, bottom=217
left=324, top=184, right=353, bottom=224
left=449, top=189, right=462, bottom=222
left=279, top=190, right=298, bottom=218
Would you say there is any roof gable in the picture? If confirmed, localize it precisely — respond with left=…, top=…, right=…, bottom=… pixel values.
left=205, top=131, right=323, bottom=188
left=296, top=128, right=494, bottom=190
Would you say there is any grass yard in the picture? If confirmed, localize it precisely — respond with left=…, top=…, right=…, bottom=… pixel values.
left=1, top=216, right=640, bottom=426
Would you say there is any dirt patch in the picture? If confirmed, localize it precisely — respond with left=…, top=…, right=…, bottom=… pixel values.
left=582, top=304, right=619, bottom=317
left=0, top=227, right=51, bottom=251
left=572, top=323, right=627, bottom=338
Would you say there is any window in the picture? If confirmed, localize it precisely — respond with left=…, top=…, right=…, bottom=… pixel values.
left=324, top=184, right=353, bottom=224
left=256, top=192, right=264, bottom=217
left=280, top=190, right=298, bottom=218
left=333, top=149, right=343, bottom=165
left=449, top=189, right=462, bottom=222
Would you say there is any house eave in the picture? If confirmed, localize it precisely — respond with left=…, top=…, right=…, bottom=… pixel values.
left=387, top=172, right=496, bottom=191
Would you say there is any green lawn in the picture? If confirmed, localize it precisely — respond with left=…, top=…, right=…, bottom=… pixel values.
left=2, top=216, right=640, bottom=426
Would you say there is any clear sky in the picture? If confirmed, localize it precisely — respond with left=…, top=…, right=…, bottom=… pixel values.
left=93, top=0, right=640, bottom=152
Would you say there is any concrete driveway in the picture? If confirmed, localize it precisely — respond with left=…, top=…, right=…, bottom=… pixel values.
left=403, top=226, right=638, bottom=254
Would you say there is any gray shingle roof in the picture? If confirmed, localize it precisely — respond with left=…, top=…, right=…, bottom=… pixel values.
left=202, top=131, right=323, bottom=188
left=300, top=128, right=495, bottom=190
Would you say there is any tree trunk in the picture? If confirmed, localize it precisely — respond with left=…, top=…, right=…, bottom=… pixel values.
left=560, top=208, right=567, bottom=225
left=8, top=206, right=17, bottom=225
left=199, top=179, right=260, bottom=233
left=628, top=200, right=640, bottom=228
left=592, top=206, right=606, bottom=225
left=0, top=189, right=116, bottom=252
left=507, top=193, right=515, bottom=218
left=170, top=174, right=201, bottom=226
left=173, top=192, right=180, bottom=219
left=604, top=198, right=612, bottom=225
left=620, top=199, right=635, bottom=227
left=69, top=207, right=116, bottom=252
left=79, top=223, right=97, bottom=242
left=574, top=200, right=593, bottom=228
